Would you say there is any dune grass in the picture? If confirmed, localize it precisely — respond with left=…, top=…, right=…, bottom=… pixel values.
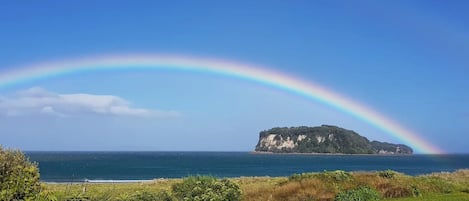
left=383, top=192, right=469, bottom=201
left=42, top=169, right=469, bottom=201
left=43, top=180, right=177, bottom=200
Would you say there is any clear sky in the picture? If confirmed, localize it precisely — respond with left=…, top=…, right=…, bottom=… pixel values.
left=0, top=0, right=468, bottom=152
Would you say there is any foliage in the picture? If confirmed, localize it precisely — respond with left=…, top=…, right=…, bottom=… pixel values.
left=290, top=170, right=352, bottom=182
left=172, top=176, right=241, bottom=201
left=289, top=172, right=317, bottom=181
left=335, top=186, right=380, bottom=201
left=318, top=170, right=352, bottom=182
left=421, top=169, right=469, bottom=193
left=415, top=176, right=455, bottom=194
left=63, top=194, right=91, bottom=201
left=411, top=185, right=421, bottom=197
left=116, top=190, right=175, bottom=201
left=124, top=191, right=158, bottom=201
left=0, top=146, right=41, bottom=201
left=35, top=189, right=58, bottom=201
left=154, top=190, right=176, bottom=201
left=377, top=170, right=397, bottom=179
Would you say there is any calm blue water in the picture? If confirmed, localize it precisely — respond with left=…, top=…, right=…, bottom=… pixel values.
left=26, top=152, right=469, bottom=182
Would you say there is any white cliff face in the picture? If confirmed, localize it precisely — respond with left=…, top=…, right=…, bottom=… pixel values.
left=316, top=136, right=325, bottom=143
left=259, top=134, right=330, bottom=151
left=298, top=135, right=307, bottom=141
left=258, top=134, right=276, bottom=150
left=378, top=149, right=395, bottom=154
left=279, top=137, right=296, bottom=149
left=377, top=146, right=401, bottom=154
left=259, top=134, right=296, bottom=150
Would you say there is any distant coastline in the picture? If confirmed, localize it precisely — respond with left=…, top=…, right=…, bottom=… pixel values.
left=249, top=151, right=412, bottom=156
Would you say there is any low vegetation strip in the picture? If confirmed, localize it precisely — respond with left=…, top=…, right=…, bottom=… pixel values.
left=35, top=169, right=469, bottom=201
left=1, top=146, right=468, bottom=201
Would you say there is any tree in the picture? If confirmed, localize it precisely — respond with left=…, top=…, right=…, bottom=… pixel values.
left=0, top=146, right=41, bottom=201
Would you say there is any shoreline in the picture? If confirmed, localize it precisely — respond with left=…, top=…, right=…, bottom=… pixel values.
left=249, top=151, right=413, bottom=156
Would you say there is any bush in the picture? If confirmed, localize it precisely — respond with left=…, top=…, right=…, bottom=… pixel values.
left=382, top=186, right=412, bottom=198
left=335, top=186, right=380, bottom=201
left=289, top=172, right=316, bottom=181
left=311, top=170, right=352, bottom=182
left=377, top=170, right=397, bottom=179
left=322, top=170, right=352, bottom=182
left=289, top=170, right=352, bottom=182
left=172, top=176, right=241, bottom=201
left=156, top=191, right=177, bottom=201
left=0, top=146, right=41, bottom=201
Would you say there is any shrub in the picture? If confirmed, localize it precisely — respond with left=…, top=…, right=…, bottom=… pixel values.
left=0, top=146, right=41, bottom=201
left=156, top=191, right=176, bottom=201
left=172, top=176, right=241, bottom=201
left=313, top=170, right=352, bottom=182
left=289, top=170, right=352, bottom=182
left=383, top=186, right=412, bottom=198
left=377, top=170, right=397, bottom=179
left=335, top=186, right=380, bottom=201
left=289, top=172, right=317, bottom=181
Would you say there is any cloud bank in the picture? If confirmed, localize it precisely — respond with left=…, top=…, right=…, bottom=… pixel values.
left=0, top=87, right=178, bottom=117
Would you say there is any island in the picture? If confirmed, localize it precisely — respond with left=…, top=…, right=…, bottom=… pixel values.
left=254, top=125, right=413, bottom=154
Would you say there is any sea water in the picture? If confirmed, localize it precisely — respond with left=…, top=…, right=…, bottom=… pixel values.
left=26, top=152, right=469, bottom=182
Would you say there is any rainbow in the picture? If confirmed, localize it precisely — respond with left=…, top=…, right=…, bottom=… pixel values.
left=0, top=54, right=443, bottom=154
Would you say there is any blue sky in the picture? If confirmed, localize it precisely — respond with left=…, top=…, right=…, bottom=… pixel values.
left=0, top=0, right=468, bottom=152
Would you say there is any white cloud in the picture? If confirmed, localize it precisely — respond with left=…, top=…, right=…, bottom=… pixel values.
left=40, top=106, right=68, bottom=117
left=0, top=87, right=178, bottom=118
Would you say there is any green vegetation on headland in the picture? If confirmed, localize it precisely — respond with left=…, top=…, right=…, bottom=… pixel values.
left=2, top=147, right=469, bottom=201
left=255, top=125, right=413, bottom=154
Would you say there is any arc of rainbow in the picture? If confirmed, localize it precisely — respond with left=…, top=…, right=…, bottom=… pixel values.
left=0, top=54, right=443, bottom=154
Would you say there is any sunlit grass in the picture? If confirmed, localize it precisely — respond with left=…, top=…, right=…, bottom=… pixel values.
left=383, top=192, right=469, bottom=201
left=42, top=169, right=469, bottom=201
left=43, top=179, right=178, bottom=200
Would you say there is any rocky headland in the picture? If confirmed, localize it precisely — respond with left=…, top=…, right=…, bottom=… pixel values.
left=254, top=125, right=413, bottom=154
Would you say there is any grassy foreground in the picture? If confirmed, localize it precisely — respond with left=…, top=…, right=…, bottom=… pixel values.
left=41, top=169, right=469, bottom=201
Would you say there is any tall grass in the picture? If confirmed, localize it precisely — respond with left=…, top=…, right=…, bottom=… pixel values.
left=42, top=169, right=469, bottom=201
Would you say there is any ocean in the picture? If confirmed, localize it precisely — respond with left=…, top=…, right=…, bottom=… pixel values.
left=26, top=152, right=469, bottom=182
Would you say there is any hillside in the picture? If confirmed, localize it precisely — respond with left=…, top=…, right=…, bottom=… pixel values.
left=255, top=125, right=413, bottom=154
